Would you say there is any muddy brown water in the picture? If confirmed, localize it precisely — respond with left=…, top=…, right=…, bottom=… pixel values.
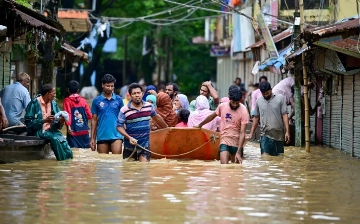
left=0, top=142, right=360, bottom=223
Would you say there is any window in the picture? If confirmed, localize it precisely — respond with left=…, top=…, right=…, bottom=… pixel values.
left=280, top=0, right=329, bottom=10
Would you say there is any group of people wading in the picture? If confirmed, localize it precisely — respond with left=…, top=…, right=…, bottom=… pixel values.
left=1, top=72, right=314, bottom=164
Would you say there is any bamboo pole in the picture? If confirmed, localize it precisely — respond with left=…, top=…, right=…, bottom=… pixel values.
left=299, top=0, right=310, bottom=152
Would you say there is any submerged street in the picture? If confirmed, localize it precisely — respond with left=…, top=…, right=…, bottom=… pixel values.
left=0, top=142, right=359, bottom=223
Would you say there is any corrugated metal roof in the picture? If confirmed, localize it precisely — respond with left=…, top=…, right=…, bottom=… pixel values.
left=0, top=0, right=64, bottom=34
left=15, top=9, right=59, bottom=33
left=247, top=29, right=293, bottom=49
left=58, top=10, right=89, bottom=19
left=61, top=43, right=88, bottom=61
left=327, top=36, right=359, bottom=53
left=286, top=45, right=310, bottom=60
left=304, top=17, right=360, bottom=37
left=258, top=44, right=294, bottom=70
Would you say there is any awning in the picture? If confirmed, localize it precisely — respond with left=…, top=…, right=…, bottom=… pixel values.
left=304, top=17, right=360, bottom=40
left=0, top=0, right=65, bottom=35
left=313, top=35, right=360, bottom=59
left=258, top=44, right=294, bottom=70
left=61, top=43, right=88, bottom=62
left=15, top=9, right=59, bottom=33
left=286, top=44, right=309, bottom=61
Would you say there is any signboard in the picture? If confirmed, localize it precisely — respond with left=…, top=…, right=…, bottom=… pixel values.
left=210, top=44, right=230, bottom=57
left=256, top=12, right=279, bottom=58
left=270, top=0, right=278, bottom=31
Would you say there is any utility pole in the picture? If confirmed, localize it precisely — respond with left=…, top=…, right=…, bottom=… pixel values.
left=293, top=0, right=302, bottom=147
left=299, top=0, right=310, bottom=152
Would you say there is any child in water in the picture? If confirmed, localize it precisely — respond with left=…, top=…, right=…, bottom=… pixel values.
left=63, top=80, right=92, bottom=148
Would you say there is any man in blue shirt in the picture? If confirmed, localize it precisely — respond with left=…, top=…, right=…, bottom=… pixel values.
left=117, top=83, right=167, bottom=162
left=0, top=72, right=31, bottom=127
left=90, top=74, right=124, bottom=154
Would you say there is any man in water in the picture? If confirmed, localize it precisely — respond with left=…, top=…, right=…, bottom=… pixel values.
left=194, top=85, right=249, bottom=164
left=90, top=74, right=124, bottom=154
left=248, top=82, right=290, bottom=156
left=165, top=82, right=179, bottom=102
left=25, top=84, right=73, bottom=161
left=117, top=83, right=167, bottom=162
left=189, top=81, right=219, bottom=111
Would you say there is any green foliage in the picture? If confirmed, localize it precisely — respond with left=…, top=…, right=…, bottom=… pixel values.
left=56, top=87, right=63, bottom=100
left=11, top=44, right=26, bottom=61
left=90, top=0, right=217, bottom=95
left=14, top=0, right=31, bottom=7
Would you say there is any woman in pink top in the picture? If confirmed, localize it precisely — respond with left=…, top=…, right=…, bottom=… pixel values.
left=272, top=76, right=294, bottom=105
left=251, top=76, right=268, bottom=116
left=175, top=108, right=190, bottom=127
left=187, top=95, right=220, bottom=131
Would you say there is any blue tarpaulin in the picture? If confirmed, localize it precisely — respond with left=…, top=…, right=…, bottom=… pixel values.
left=259, top=44, right=294, bottom=70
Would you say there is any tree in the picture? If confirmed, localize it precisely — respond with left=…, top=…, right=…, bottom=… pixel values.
left=76, top=0, right=217, bottom=95
left=39, top=0, right=61, bottom=86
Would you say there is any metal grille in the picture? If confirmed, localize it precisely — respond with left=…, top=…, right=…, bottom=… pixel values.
left=216, top=57, right=239, bottom=98
left=322, top=94, right=331, bottom=146
left=330, top=76, right=342, bottom=149
left=353, top=74, right=360, bottom=157
left=341, top=75, right=353, bottom=154
left=309, top=88, right=317, bottom=143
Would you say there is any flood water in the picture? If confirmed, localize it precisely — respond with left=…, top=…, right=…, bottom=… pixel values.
left=1, top=142, right=360, bottom=223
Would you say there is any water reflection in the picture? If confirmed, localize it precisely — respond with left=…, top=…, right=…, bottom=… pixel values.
left=0, top=143, right=360, bottom=223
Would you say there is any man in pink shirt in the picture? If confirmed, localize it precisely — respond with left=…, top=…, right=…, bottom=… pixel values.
left=251, top=76, right=268, bottom=116
left=194, top=85, right=249, bottom=164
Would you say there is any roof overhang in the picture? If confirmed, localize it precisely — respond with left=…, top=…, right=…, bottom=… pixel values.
left=61, top=43, right=88, bottom=62
left=304, top=17, right=360, bottom=42
left=0, top=0, right=65, bottom=39
left=313, top=35, right=360, bottom=59
left=246, top=28, right=293, bottom=49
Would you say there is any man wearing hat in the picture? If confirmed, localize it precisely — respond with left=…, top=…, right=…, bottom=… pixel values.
left=194, top=85, right=249, bottom=164
left=248, top=81, right=290, bottom=156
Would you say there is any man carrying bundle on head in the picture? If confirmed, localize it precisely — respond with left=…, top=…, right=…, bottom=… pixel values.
left=194, top=85, right=249, bottom=164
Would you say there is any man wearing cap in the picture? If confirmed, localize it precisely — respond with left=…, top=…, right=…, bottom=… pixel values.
left=194, top=85, right=249, bottom=164
left=248, top=81, right=290, bottom=156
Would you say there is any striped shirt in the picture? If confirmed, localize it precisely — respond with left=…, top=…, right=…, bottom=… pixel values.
left=117, top=101, right=156, bottom=148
